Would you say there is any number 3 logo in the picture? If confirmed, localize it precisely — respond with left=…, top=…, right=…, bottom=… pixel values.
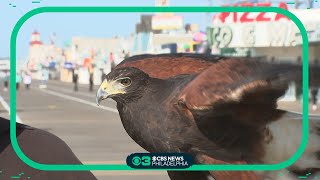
left=141, top=156, right=151, bottom=166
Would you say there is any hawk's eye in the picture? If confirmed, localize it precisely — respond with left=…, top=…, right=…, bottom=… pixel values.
left=120, top=78, right=132, bottom=86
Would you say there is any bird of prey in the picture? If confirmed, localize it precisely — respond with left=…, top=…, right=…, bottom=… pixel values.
left=96, top=53, right=320, bottom=180
left=0, top=117, right=97, bottom=180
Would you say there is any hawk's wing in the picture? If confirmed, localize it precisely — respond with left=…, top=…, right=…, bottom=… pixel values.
left=178, top=58, right=320, bottom=159
left=196, top=154, right=261, bottom=180
left=178, top=58, right=318, bottom=125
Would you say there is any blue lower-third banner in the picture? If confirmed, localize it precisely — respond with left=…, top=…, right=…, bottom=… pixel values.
left=126, top=153, right=193, bottom=169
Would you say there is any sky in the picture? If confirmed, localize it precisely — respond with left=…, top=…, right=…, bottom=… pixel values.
left=0, top=0, right=217, bottom=59
left=0, top=0, right=319, bottom=59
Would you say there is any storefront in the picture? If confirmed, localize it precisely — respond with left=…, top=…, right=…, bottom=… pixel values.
left=207, top=2, right=320, bottom=62
left=134, top=13, right=204, bottom=54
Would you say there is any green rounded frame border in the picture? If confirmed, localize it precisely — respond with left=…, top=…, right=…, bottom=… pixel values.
left=10, top=6, right=309, bottom=171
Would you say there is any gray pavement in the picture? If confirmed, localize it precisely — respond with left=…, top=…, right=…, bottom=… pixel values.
left=0, top=80, right=168, bottom=180
left=0, top=80, right=319, bottom=180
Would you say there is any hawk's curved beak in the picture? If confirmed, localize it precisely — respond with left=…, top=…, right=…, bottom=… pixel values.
left=96, top=80, right=111, bottom=106
left=96, top=79, right=127, bottom=105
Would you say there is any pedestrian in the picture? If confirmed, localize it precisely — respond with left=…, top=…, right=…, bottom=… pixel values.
left=125, top=51, right=130, bottom=59
left=311, top=88, right=318, bottom=111
left=39, top=68, right=49, bottom=89
left=16, top=73, right=22, bottom=90
left=44, top=68, right=49, bottom=87
left=72, top=67, right=79, bottom=92
left=109, top=52, right=115, bottom=71
left=3, top=71, right=9, bottom=91
left=114, top=51, right=122, bottom=65
left=89, top=65, right=94, bottom=92
left=297, top=56, right=302, bottom=64
left=101, top=69, right=105, bottom=83
left=270, top=56, right=275, bottom=63
left=294, top=56, right=303, bottom=100
left=23, top=73, right=32, bottom=90
left=121, top=50, right=126, bottom=60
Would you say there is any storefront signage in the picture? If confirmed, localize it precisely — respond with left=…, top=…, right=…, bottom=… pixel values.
left=208, top=8, right=320, bottom=48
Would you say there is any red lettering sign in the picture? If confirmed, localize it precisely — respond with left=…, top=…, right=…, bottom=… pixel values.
left=256, top=2, right=271, bottom=21
left=240, top=3, right=254, bottom=23
left=219, top=12, right=230, bottom=23
left=275, top=2, right=290, bottom=21
left=216, top=2, right=289, bottom=23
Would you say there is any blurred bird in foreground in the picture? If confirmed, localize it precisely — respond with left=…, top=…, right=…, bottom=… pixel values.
left=0, top=117, right=97, bottom=180
left=97, top=54, right=320, bottom=180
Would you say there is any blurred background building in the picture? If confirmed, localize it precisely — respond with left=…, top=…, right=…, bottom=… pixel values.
left=2, top=0, right=319, bottom=101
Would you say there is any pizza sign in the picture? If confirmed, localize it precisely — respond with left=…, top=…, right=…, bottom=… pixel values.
left=215, top=2, right=289, bottom=24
